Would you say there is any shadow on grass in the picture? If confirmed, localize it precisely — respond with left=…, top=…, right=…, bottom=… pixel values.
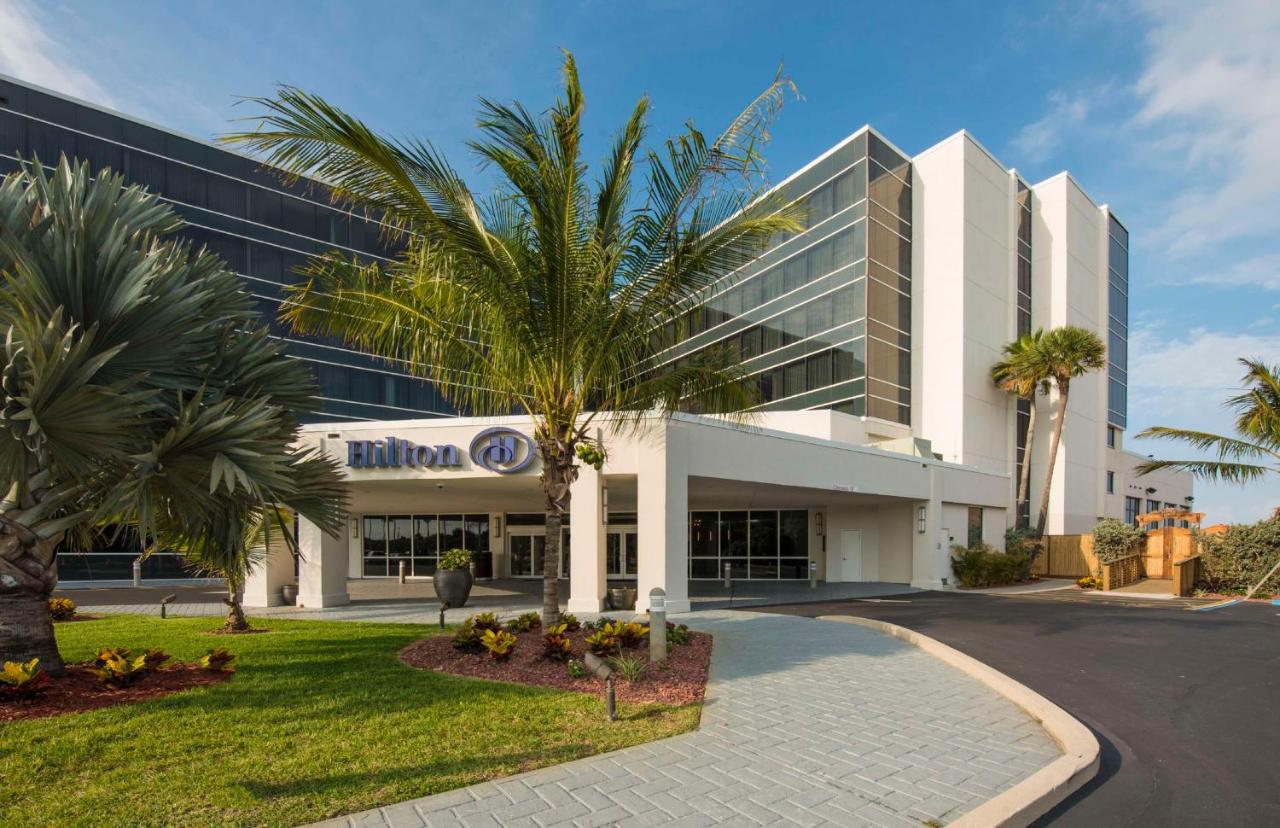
left=238, top=743, right=593, bottom=802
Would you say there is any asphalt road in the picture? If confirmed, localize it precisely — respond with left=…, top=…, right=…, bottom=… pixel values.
left=762, top=591, right=1280, bottom=827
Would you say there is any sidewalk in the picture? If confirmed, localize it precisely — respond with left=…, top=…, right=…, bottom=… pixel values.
left=313, top=611, right=1061, bottom=827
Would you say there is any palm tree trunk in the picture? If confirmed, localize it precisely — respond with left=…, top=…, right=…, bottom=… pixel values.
left=1017, top=398, right=1038, bottom=530
left=1035, top=382, right=1068, bottom=538
left=537, top=434, right=578, bottom=628
left=223, top=582, right=249, bottom=632
left=0, top=518, right=64, bottom=673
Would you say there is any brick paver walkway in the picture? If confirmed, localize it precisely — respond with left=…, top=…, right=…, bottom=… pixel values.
left=313, top=611, right=1060, bottom=827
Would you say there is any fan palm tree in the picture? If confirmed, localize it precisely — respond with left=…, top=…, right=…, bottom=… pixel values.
left=992, top=329, right=1049, bottom=530
left=1033, top=325, right=1107, bottom=536
left=226, top=52, right=801, bottom=624
left=0, top=157, right=347, bottom=671
left=1136, top=358, right=1280, bottom=484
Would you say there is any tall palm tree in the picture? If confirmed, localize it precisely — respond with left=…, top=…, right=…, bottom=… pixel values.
left=992, top=329, right=1048, bottom=530
left=0, top=157, right=347, bottom=670
left=1136, top=358, right=1280, bottom=484
left=226, top=53, right=801, bottom=624
left=1033, top=326, right=1107, bottom=536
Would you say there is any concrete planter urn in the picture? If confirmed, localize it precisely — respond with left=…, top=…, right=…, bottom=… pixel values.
left=608, top=586, right=637, bottom=611
left=280, top=583, right=297, bottom=606
left=434, top=548, right=474, bottom=608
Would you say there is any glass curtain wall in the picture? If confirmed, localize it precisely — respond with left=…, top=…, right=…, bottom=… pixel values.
left=362, top=513, right=489, bottom=576
left=688, top=509, right=809, bottom=579
left=0, top=77, right=452, bottom=423
left=652, top=131, right=913, bottom=424
left=1107, top=215, right=1129, bottom=428
left=1014, top=180, right=1034, bottom=527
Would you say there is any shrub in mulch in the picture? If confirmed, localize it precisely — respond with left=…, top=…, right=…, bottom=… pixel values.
left=0, top=664, right=230, bottom=723
left=401, top=625, right=712, bottom=706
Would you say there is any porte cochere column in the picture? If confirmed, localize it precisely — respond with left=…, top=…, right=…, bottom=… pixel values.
left=297, top=516, right=350, bottom=608
left=567, top=464, right=607, bottom=613
left=637, top=423, right=690, bottom=614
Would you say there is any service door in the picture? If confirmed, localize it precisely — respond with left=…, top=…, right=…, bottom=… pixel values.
left=839, top=529, right=863, bottom=582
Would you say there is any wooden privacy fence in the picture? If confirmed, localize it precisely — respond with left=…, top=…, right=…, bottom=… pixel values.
left=1030, top=527, right=1202, bottom=589
left=1029, top=535, right=1097, bottom=579
left=1101, top=554, right=1142, bottom=590
left=1172, top=555, right=1202, bottom=597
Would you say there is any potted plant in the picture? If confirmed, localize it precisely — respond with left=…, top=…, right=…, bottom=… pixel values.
left=608, top=586, right=637, bottom=611
left=434, top=549, right=474, bottom=608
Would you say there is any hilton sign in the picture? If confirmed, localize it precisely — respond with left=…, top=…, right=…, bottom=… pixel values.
left=345, top=427, right=536, bottom=475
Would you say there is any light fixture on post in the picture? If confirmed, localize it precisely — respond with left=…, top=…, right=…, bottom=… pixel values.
left=916, top=506, right=927, bottom=534
left=493, top=515, right=503, bottom=539
left=814, top=513, right=825, bottom=537
left=601, top=486, right=609, bottom=525
left=350, top=518, right=360, bottom=540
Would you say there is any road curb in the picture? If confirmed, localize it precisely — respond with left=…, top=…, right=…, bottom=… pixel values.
left=817, top=614, right=1099, bottom=827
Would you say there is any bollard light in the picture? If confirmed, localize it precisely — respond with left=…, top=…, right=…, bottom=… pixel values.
left=723, top=561, right=732, bottom=589
left=132, top=557, right=143, bottom=588
left=584, top=651, right=617, bottom=721
left=648, top=587, right=667, bottom=663
left=809, top=560, right=819, bottom=589
left=398, top=560, right=407, bottom=584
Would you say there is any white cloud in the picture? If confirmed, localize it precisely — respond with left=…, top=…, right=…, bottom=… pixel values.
left=1179, top=252, right=1280, bottom=292
left=1009, top=90, right=1092, bottom=163
left=1127, top=324, right=1280, bottom=523
left=1133, top=0, right=1280, bottom=255
left=0, top=0, right=113, bottom=106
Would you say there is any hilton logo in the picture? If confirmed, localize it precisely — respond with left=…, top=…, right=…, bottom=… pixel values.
left=469, top=427, right=535, bottom=474
left=345, top=428, right=535, bottom=475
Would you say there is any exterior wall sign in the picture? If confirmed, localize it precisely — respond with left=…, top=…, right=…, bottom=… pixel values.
left=346, top=427, right=535, bottom=475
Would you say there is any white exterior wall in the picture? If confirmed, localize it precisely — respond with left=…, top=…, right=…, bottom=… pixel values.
left=913, top=133, right=1015, bottom=478
left=1031, top=174, right=1110, bottom=533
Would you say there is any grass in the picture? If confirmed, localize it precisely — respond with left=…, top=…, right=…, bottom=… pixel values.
left=1, top=615, right=701, bottom=826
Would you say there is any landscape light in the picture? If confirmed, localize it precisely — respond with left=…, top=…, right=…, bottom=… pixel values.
left=583, top=651, right=616, bottom=721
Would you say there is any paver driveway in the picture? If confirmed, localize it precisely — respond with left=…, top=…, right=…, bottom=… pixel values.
left=314, top=611, right=1059, bottom=827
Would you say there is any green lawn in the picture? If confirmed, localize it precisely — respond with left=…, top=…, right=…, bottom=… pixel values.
left=2, top=615, right=700, bottom=827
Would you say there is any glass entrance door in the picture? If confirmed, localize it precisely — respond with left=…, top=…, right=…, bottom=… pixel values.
left=606, top=528, right=638, bottom=579
left=507, top=529, right=570, bottom=578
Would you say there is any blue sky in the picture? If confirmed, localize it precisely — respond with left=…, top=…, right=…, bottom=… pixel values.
left=1, top=0, right=1276, bottom=522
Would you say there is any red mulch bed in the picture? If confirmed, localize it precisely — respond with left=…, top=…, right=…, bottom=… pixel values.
left=53, top=614, right=105, bottom=623
left=0, top=665, right=230, bottom=723
left=400, top=627, right=712, bottom=706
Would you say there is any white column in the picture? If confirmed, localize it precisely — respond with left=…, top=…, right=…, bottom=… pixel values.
left=910, top=465, right=952, bottom=590
left=242, top=540, right=293, bottom=608
left=297, top=517, right=350, bottom=608
left=567, top=465, right=607, bottom=613
left=637, top=424, right=690, bottom=613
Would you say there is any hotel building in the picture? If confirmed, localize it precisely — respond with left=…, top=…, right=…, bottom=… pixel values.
left=0, top=76, right=1191, bottom=605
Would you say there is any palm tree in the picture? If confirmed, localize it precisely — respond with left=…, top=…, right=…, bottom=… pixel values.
left=1033, top=326, right=1107, bottom=536
left=992, top=329, right=1049, bottom=530
left=0, top=157, right=347, bottom=670
left=168, top=505, right=305, bottom=632
left=226, top=53, right=801, bottom=624
left=1136, top=358, right=1280, bottom=484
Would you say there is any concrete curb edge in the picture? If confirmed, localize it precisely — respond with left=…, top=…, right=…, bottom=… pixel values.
left=817, top=614, right=1100, bottom=828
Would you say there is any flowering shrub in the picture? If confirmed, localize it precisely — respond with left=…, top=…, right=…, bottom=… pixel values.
left=542, top=624, right=572, bottom=661
left=452, top=620, right=484, bottom=653
left=1077, top=575, right=1101, bottom=590
left=585, top=630, right=620, bottom=657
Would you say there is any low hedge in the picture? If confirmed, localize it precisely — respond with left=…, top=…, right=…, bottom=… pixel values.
left=951, top=543, right=1032, bottom=588
left=1196, top=516, right=1280, bottom=595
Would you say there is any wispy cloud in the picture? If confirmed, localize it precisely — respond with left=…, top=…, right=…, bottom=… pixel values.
left=1133, top=0, right=1280, bottom=256
left=0, top=0, right=113, bottom=106
left=1009, top=90, right=1093, bottom=163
